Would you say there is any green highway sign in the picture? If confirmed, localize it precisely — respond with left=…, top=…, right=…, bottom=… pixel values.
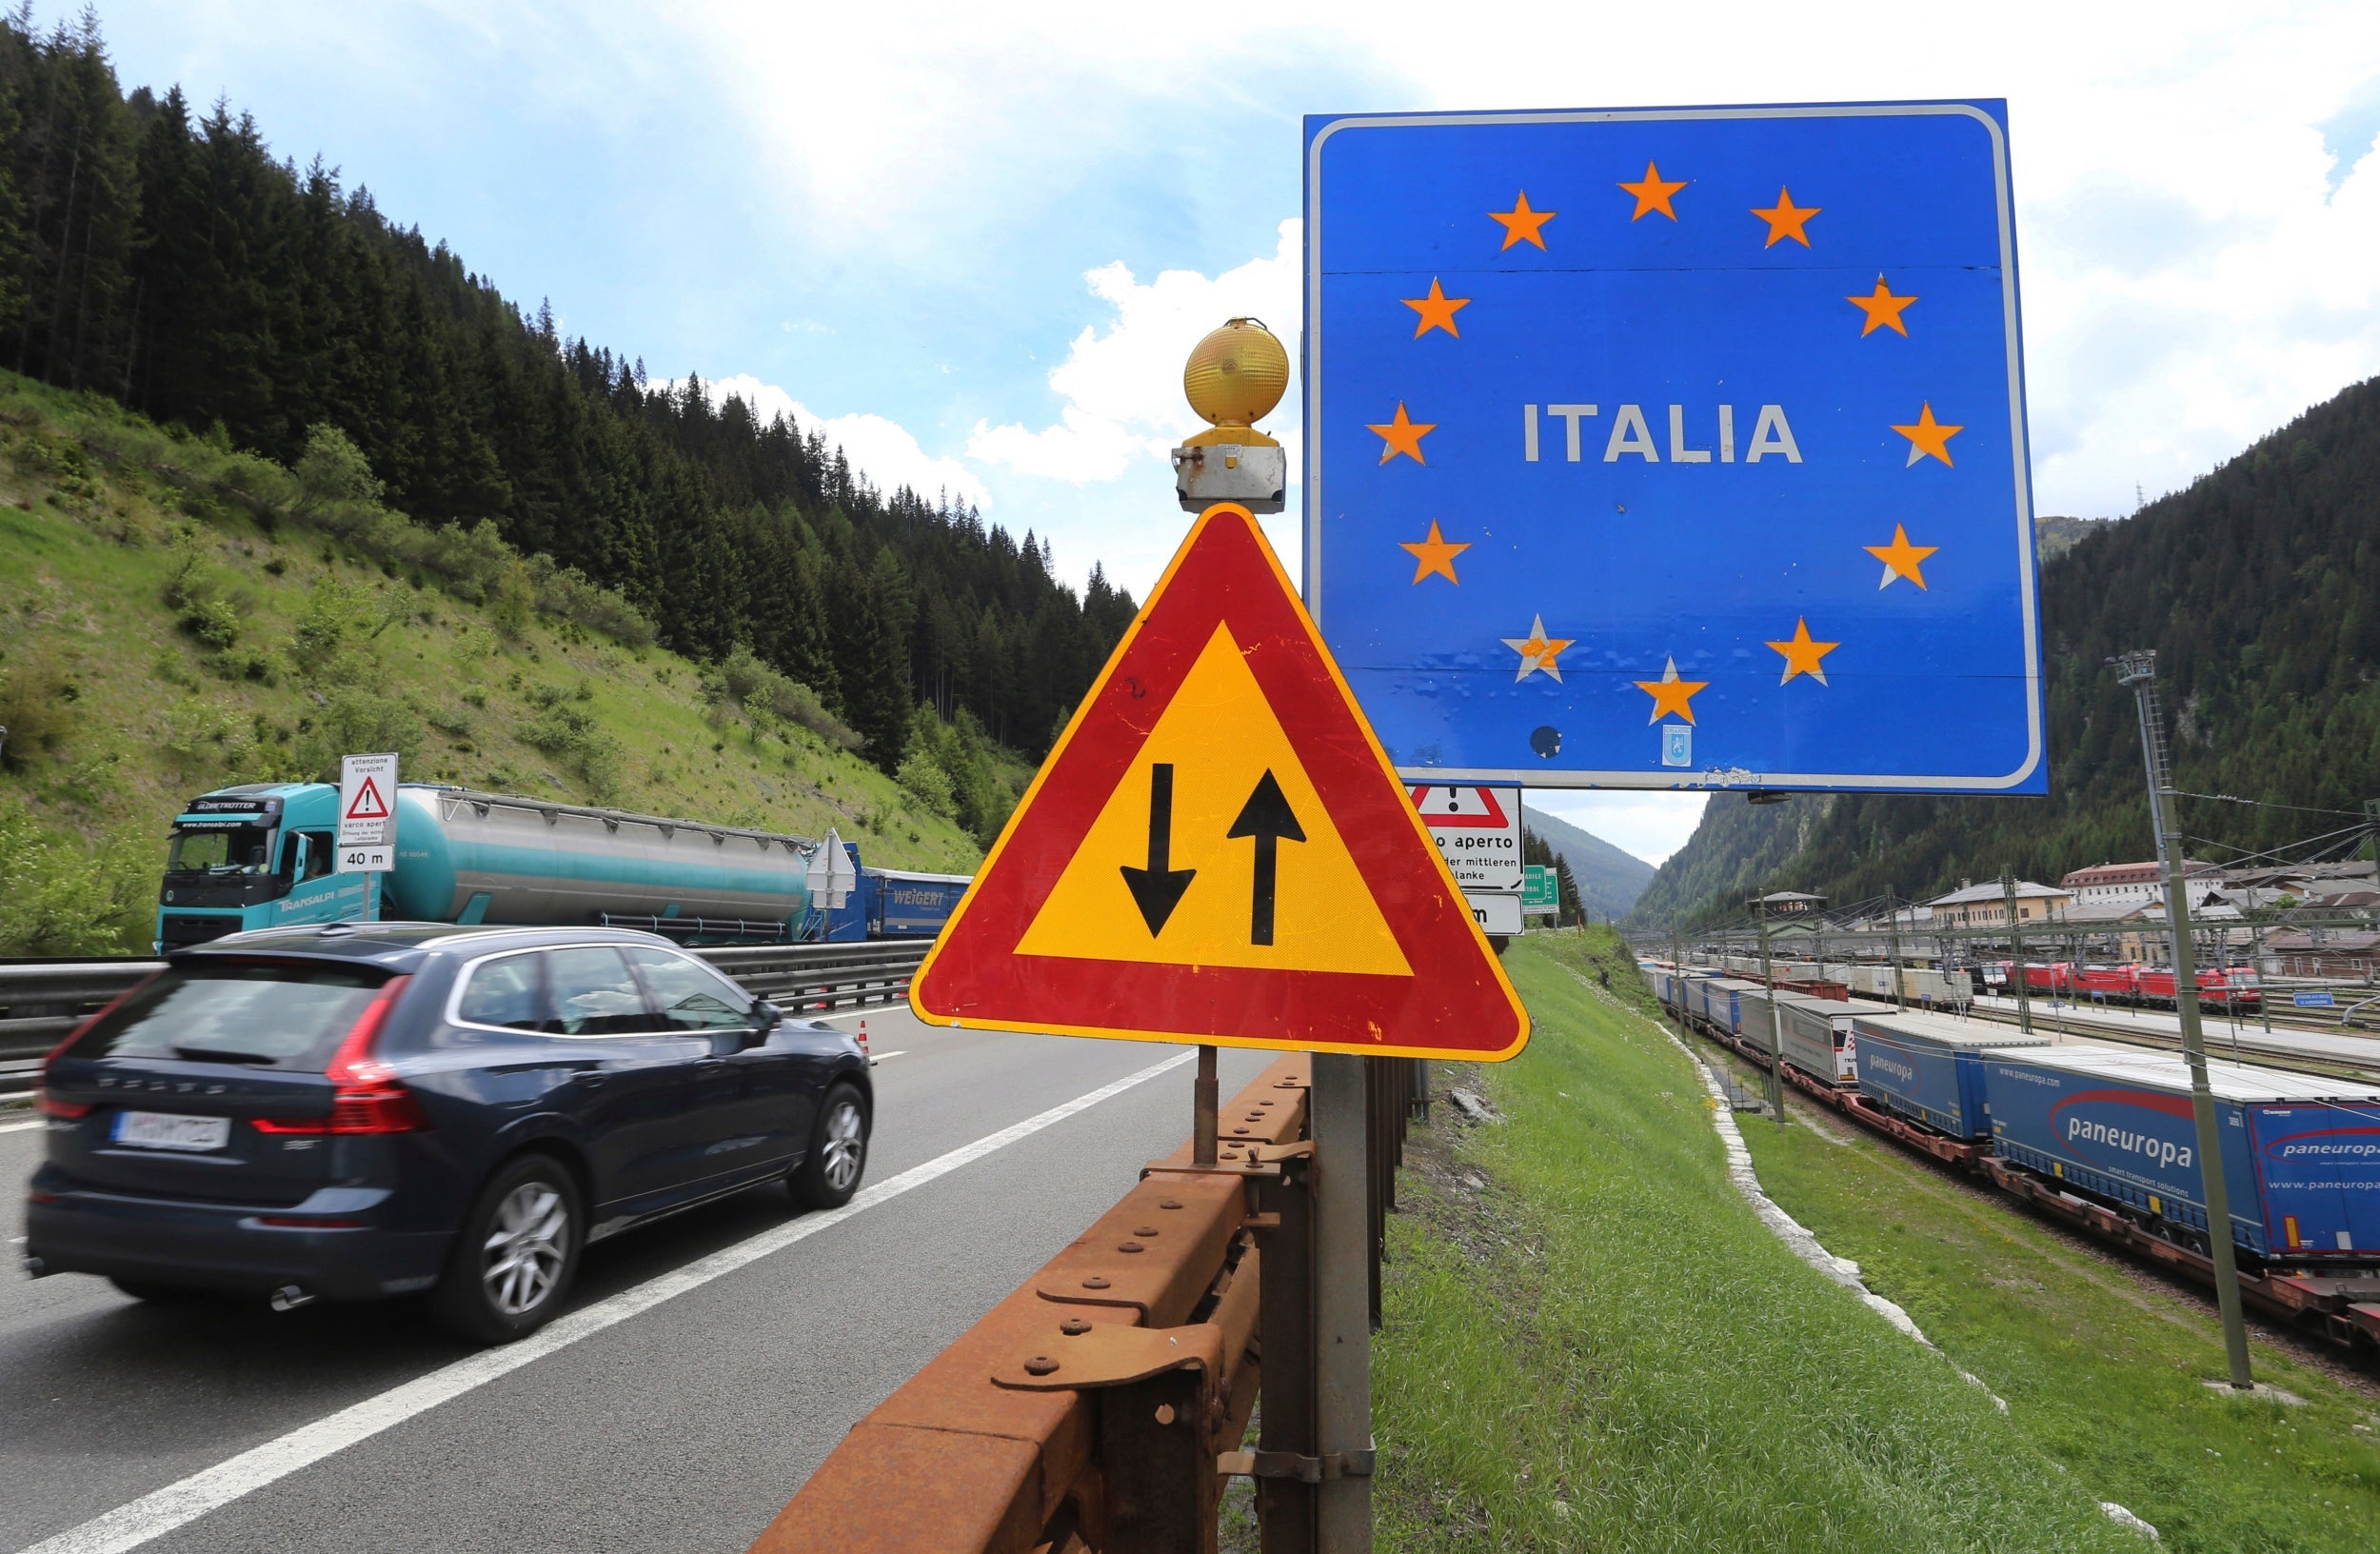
left=1522, top=865, right=1558, bottom=913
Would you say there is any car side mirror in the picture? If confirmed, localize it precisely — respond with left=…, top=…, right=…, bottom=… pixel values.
left=738, top=1002, right=783, bottom=1049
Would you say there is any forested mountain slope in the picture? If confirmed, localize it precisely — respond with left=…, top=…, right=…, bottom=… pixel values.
left=0, top=13, right=1132, bottom=773
left=1518, top=807, right=1657, bottom=920
left=1629, top=375, right=2380, bottom=927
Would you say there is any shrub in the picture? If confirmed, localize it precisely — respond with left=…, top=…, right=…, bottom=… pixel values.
left=897, top=747, right=957, bottom=818
left=521, top=702, right=625, bottom=802
left=0, top=796, right=155, bottom=954
left=182, top=595, right=241, bottom=648
left=716, top=645, right=863, bottom=750
left=288, top=689, right=424, bottom=782
left=0, top=646, right=77, bottom=769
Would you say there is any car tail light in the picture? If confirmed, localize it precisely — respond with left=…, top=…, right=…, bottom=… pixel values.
left=36, top=1092, right=91, bottom=1119
left=252, top=976, right=427, bottom=1136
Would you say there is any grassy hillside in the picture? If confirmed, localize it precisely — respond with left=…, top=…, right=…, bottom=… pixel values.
left=0, top=374, right=1022, bottom=954
left=1518, top=806, right=1656, bottom=919
left=1631, top=377, right=2380, bottom=928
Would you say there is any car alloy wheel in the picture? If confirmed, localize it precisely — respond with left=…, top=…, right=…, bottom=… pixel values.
left=482, top=1181, right=568, bottom=1316
left=819, top=1097, right=865, bottom=1193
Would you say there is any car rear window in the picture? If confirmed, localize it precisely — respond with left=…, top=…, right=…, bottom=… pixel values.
left=66, top=961, right=393, bottom=1070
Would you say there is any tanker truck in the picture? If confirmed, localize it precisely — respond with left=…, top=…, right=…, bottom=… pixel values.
left=154, top=783, right=969, bottom=952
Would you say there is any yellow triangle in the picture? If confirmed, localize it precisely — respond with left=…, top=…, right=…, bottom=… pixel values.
left=1016, top=623, right=1414, bottom=975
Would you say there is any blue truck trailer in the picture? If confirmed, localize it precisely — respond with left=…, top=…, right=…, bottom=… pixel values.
left=155, top=783, right=965, bottom=950
left=1984, top=1046, right=2380, bottom=1264
left=1851, top=1010, right=2050, bottom=1139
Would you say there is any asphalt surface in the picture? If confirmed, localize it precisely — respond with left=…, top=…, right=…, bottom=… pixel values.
left=0, top=1011, right=1273, bottom=1553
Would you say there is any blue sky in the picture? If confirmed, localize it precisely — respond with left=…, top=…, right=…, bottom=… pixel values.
left=76, top=1, right=2380, bottom=863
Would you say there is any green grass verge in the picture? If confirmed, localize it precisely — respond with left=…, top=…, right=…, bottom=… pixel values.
left=1738, top=1041, right=2380, bottom=1550
left=1373, top=928, right=2147, bottom=1552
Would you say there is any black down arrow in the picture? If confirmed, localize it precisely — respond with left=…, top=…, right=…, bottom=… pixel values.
left=1227, top=769, right=1305, bottom=946
left=1120, top=763, right=1196, bottom=935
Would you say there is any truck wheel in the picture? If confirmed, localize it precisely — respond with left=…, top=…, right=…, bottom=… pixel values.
left=432, top=1154, right=581, bottom=1344
left=790, top=1085, right=869, bottom=1210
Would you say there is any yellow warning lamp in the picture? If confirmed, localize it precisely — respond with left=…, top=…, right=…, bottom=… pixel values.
left=1172, top=318, right=1288, bottom=513
left=1181, top=317, right=1288, bottom=448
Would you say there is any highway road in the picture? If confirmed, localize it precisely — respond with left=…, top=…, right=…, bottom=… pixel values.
left=0, top=1012, right=1273, bottom=1554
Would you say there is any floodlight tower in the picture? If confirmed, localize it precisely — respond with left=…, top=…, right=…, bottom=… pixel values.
left=2113, top=649, right=2254, bottom=1391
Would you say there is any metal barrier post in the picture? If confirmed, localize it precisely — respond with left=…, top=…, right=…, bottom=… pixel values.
left=1254, top=1153, right=1318, bottom=1554
left=1195, top=1045, right=1220, bottom=1166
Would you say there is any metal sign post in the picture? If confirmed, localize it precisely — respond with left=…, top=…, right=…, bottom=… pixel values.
left=2113, top=649, right=2253, bottom=1392
left=1753, top=897, right=1785, bottom=1124
left=1885, top=885, right=1908, bottom=1011
left=2001, top=872, right=2033, bottom=1034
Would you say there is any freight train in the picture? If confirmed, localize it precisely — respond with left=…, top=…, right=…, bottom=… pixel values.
left=1975, top=960, right=2262, bottom=1009
left=1646, top=960, right=2380, bottom=1352
left=155, top=783, right=970, bottom=951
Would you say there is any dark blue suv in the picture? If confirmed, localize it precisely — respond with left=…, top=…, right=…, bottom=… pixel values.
left=25, top=923, right=873, bottom=1342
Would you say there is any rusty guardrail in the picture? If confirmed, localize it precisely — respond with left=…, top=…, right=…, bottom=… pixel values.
left=754, top=1051, right=1426, bottom=1554
left=0, top=939, right=927, bottom=1089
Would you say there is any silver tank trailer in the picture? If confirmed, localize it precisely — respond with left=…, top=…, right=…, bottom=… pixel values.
left=384, top=787, right=816, bottom=926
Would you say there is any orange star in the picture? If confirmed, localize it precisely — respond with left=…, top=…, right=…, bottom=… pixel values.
left=1864, top=525, right=1938, bottom=589
left=1891, top=403, right=1962, bottom=468
left=1366, top=402, right=1436, bottom=465
left=1617, top=161, right=1688, bottom=221
left=1749, top=187, right=1820, bottom=247
left=1402, top=278, right=1471, bottom=338
left=1634, top=655, right=1708, bottom=724
left=1766, top=618, right=1839, bottom=686
left=1400, top=520, right=1470, bottom=584
left=1847, top=276, right=1917, bottom=337
left=1502, top=614, right=1574, bottom=683
left=1488, top=192, right=1557, bottom=250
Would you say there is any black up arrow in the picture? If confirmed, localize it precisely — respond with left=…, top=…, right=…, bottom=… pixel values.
left=1120, top=763, right=1196, bottom=936
left=1227, top=769, right=1306, bottom=946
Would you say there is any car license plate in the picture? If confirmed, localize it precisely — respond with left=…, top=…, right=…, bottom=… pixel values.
left=112, top=1111, right=231, bottom=1152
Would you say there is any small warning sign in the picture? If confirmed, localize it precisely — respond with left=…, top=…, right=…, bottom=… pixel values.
left=337, top=751, right=398, bottom=869
left=344, top=776, right=389, bottom=822
left=911, top=504, right=1527, bottom=1061
left=1410, top=785, right=1521, bottom=892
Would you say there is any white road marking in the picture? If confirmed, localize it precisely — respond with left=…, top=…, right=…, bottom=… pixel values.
left=867, top=1050, right=907, bottom=1065
left=0, top=1119, right=43, bottom=1136
left=17, top=1049, right=1195, bottom=1554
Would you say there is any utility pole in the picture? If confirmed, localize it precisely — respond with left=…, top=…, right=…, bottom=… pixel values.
left=1670, top=917, right=1687, bottom=1037
left=2001, top=872, right=2034, bottom=1035
left=1752, top=893, right=1786, bottom=1125
left=1886, top=885, right=1908, bottom=1011
left=2113, top=649, right=2254, bottom=1391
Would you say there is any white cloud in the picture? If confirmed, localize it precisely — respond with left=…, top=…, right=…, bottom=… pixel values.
left=665, top=373, right=992, bottom=511
left=662, top=0, right=2380, bottom=522
left=967, top=221, right=1302, bottom=486
left=1527, top=792, right=1712, bottom=870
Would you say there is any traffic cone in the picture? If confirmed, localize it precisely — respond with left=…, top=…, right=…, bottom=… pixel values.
left=858, top=1019, right=870, bottom=1062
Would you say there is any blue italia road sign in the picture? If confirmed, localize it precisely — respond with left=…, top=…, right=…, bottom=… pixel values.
left=1302, top=102, right=2046, bottom=793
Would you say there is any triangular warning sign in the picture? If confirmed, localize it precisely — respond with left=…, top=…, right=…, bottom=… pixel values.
left=345, top=776, right=389, bottom=822
left=912, top=505, right=1528, bottom=1061
left=1409, top=785, right=1511, bottom=828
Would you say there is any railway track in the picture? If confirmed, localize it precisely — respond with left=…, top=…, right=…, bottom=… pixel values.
left=1952, top=995, right=2380, bottom=1082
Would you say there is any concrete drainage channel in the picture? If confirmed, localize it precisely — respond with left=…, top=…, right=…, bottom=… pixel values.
left=1574, top=970, right=2164, bottom=1543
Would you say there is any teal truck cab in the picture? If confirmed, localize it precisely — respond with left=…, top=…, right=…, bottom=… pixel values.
left=157, top=786, right=374, bottom=949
